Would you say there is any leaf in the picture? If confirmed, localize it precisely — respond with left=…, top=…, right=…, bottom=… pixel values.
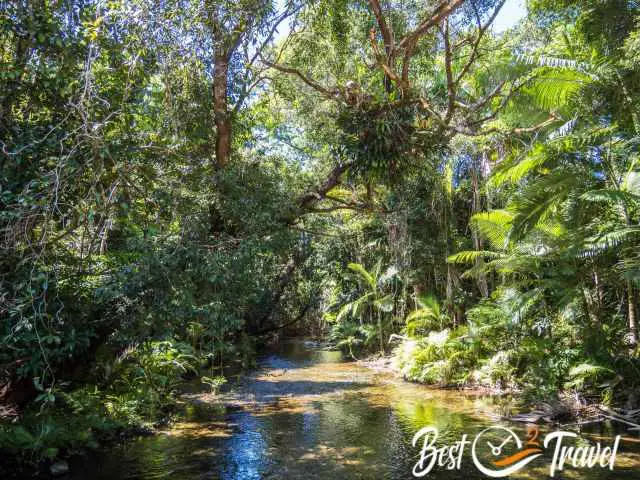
left=374, top=294, right=394, bottom=313
left=565, top=363, right=616, bottom=390
left=447, top=250, right=505, bottom=264
left=44, top=447, right=59, bottom=459
left=347, top=262, right=376, bottom=291
left=470, top=210, right=514, bottom=250
left=580, top=189, right=640, bottom=205
left=33, top=377, right=44, bottom=391
left=491, top=146, right=548, bottom=186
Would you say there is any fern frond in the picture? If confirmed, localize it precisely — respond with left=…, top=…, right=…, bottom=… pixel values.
left=509, top=170, right=587, bottom=241
left=580, top=189, right=640, bottom=205
left=523, top=69, right=591, bottom=110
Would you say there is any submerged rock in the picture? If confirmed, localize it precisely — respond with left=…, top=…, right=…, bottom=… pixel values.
left=50, top=460, right=69, bottom=476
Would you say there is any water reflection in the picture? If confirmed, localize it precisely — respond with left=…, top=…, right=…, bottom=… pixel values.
left=221, top=412, right=267, bottom=479
left=69, top=341, right=640, bottom=479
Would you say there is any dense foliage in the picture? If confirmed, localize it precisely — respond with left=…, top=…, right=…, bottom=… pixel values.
left=1, top=0, right=640, bottom=468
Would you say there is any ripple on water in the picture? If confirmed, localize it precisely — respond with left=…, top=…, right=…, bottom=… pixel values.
left=69, top=340, right=640, bottom=479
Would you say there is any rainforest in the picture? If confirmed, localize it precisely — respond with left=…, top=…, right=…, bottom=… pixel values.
left=2, top=0, right=640, bottom=478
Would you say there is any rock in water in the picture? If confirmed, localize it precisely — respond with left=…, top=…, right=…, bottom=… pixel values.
left=50, top=460, right=69, bottom=476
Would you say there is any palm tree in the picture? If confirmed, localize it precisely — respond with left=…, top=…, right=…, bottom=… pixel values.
left=450, top=127, right=640, bottom=348
left=405, top=294, right=449, bottom=338
left=336, top=261, right=398, bottom=353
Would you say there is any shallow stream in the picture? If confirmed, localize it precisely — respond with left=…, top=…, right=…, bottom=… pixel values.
left=69, top=340, right=640, bottom=479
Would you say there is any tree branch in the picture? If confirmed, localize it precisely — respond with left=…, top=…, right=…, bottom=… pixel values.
left=397, top=0, right=466, bottom=51
left=368, top=0, right=395, bottom=59
left=454, top=0, right=506, bottom=86
left=261, top=57, right=341, bottom=100
left=443, top=18, right=455, bottom=124
left=455, top=114, right=560, bottom=137
left=397, top=0, right=466, bottom=91
left=369, top=27, right=403, bottom=90
left=296, top=162, right=351, bottom=213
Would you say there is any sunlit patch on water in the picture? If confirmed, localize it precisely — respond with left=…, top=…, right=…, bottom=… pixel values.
left=69, top=340, right=640, bottom=479
left=221, top=412, right=269, bottom=479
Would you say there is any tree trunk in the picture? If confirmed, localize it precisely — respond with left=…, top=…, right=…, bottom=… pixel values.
left=378, top=310, right=385, bottom=354
left=471, top=165, right=489, bottom=298
left=627, top=280, right=638, bottom=346
left=213, top=52, right=231, bottom=169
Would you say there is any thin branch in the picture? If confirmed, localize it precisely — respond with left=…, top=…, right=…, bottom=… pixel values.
left=233, top=75, right=269, bottom=114
left=454, top=0, right=506, bottom=86
left=398, top=0, right=466, bottom=90
left=469, top=80, right=507, bottom=113
left=232, top=2, right=304, bottom=112
left=369, top=27, right=403, bottom=90
left=248, top=2, right=303, bottom=69
left=512, top=114, right=560, bottom=133
left=308, top=205, right=365, bottom=213
left=368, top=0, right=395, bottom=59
left=466, top=74, right=536, bottom=126
left=455, top=114, right=561, bottom=137
left=397, top=0, right=466, bottom=51
left=261, top=56, right=341, bottom=100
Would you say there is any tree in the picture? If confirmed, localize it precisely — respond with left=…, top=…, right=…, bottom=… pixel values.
left=336, top=261, right=398, bottom=353
left=204, top=0, right=302, bottom=168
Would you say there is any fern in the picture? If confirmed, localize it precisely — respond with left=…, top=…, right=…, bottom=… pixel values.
left=580, top=189, right=640, bottom=205
left=347, top=262, right=376, bottom=292
left=565, top=363, right=616, bottom=390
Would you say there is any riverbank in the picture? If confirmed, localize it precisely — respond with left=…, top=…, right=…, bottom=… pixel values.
left=0, top=339, right=248, bottom=478
left=357, top=349, right=640, bottom=434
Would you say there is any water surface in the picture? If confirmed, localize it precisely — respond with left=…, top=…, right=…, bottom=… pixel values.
left=70, top=340, right=640, bottom=479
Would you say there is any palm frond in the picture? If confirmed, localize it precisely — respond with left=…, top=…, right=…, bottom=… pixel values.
left=447, top=250, right=505, bottom=264
left=470, top=210, right=514, bottom=249
left=490, top=144, right=548, bottom=186
left=580, top=189, right=640, bottom=205
left=509, top=170, right=586, bottom=241
left=523, top=69, right=591, bottom=110
left=581, top=227, right=640, bottom=255
left=347, top=262, right=376, bottom=291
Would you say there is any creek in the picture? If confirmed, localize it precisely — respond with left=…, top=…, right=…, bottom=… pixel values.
left=69, top=340, right=640, bottom=479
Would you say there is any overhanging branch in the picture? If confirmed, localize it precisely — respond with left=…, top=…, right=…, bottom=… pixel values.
left=261, top=57, right=341, bottom=100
